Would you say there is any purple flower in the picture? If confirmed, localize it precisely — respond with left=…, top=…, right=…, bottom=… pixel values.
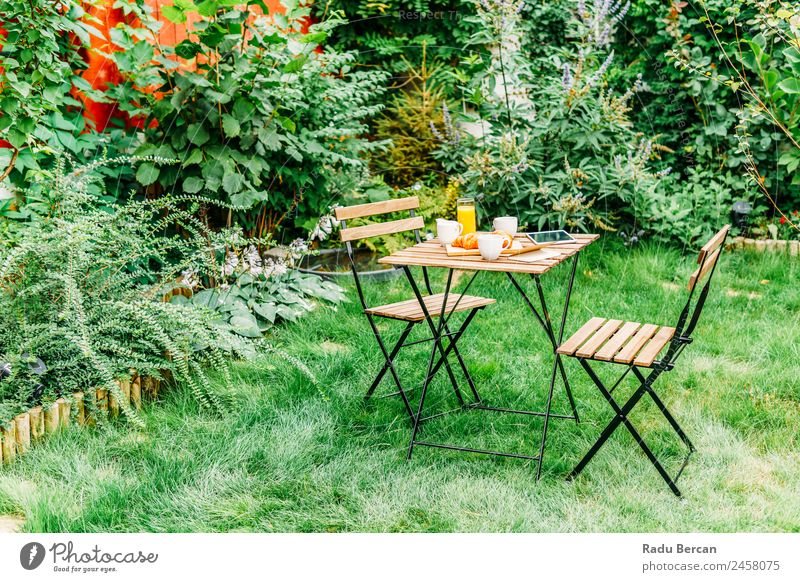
left=562, top=63, right=573, bottom=93
left=588, top=51, right=614, bottom=86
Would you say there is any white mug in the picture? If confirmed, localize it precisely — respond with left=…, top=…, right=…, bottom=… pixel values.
left=478, top=234, right=505, bottom=261
left=436, top=219, right=463, bottom=246
left=493, top=216, right=518, bottom=236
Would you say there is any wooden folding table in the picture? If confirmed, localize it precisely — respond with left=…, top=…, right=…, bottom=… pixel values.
left=378, top=233, right=599, bottom=478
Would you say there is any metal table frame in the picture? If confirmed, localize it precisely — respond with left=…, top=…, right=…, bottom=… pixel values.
left=395, top=248, right=586, bottom=480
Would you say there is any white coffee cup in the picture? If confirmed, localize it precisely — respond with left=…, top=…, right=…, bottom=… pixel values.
left=478, top=234, right=505, bottom=261
left=436, top=219, right=463, bottom=246
left=493, top=216, right=518, bottom=236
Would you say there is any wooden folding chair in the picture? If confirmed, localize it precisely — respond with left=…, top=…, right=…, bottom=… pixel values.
left=557, top=225, right=730, bottom=496
left=335, top=196, right=495, bottom=421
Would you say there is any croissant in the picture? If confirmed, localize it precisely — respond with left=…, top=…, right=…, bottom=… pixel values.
left=453, top=232, right=479, bottom=249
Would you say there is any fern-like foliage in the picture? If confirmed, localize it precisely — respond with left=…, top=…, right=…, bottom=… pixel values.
left=0, top=156, right=251, bottom=423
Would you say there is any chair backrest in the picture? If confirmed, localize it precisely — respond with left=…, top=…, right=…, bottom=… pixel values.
left=335, top=197, right=423, bottom=242
left=334, top=196, right=428, bottom=310
left=659, top=224, right=730, bottom=368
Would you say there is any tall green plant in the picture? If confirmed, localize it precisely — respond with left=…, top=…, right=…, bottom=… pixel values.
left=672, top=0, right=800, bottom=232
left=109, top=0, right=388, bottom=239
left=431, top=0, right=670, bottom=233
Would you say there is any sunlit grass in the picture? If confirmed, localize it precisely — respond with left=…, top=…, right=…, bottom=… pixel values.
left=0, top=239, right=798, bottom=532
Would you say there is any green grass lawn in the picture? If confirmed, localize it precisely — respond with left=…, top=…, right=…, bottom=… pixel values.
left=1, top=240, right=798, bottom=532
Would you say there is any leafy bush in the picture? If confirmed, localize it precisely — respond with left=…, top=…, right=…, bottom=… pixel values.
left=671, top=0, right=800, bottom=230
left=0, top=0, right=138, bottom=207
left=430, top=0, right=671, bottom=233
left=0, top=157, right=251, bottom=424
left=314, top=0, right=478, bottom=87
left=110, top=1, right=388, bottom=239
left=616, top=1, right=798, bottom=235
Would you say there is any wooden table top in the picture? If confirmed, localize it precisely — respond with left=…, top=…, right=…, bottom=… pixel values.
left=378, top=233, right=599, bottom=275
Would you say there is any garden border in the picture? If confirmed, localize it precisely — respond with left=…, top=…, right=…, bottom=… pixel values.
left=727, top=236, right=799, bottom=256
left=0, top=372, right=162, bottom=465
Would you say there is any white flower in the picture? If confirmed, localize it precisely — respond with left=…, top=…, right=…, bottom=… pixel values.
left=180, top=268, right=200, bottom=289
left=311, top=215, right=335, bottom=241
left=263, top=258, right=288, bottom=279
left=288, top=238, right=309, bottom=262
left=221, top=251, right=239, bottom=277
left=242, top=245, right=263, bottom=276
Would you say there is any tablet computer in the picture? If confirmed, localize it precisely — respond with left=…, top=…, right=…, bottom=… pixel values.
left=526, top=230, right=576, bottom=245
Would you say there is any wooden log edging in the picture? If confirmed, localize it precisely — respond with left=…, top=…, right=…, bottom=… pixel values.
left=0, top=372, right=162, bottom=466
left=727, top=236, right=800, bottom=257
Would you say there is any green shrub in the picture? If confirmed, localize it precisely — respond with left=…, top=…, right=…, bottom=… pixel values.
left=0, top=157, right=251, bottom=424
left=0, top=0, right=138, bottom=207
left=109, top=1, right=388, bottom=240
left=431, top=0, right=671, bottom=233
left=372, top=46, right=448, bottom=188
left=184, top=238, right=347, bottom=337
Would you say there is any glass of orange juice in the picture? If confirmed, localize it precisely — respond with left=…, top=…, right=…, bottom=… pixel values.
left=456, top=197, right=477, bottom=235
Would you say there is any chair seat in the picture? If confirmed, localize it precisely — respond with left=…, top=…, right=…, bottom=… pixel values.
left=365, top=293, right=495, bottom=322
left=557, top=317, right=675, bottom=367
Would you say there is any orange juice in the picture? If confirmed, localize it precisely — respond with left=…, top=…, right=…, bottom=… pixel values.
left=457, top=204, right=477, bottom=235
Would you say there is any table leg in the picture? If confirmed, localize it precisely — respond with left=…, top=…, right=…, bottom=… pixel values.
left=406, top=268, right=454, bottom=459
left=403, top=267, right=467, bottom=407
left=533, top=252, right=580, bottom=480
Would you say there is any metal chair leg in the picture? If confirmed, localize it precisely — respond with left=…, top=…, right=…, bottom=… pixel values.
left=570, top=360, right=685, bottom=497
left=365, top=322, right=415, bottom=400
left=365, top=314, right=415, bottom=421
left=404, top=267, right=466, bottom=407
left=632, top=367, right=695, bottom=452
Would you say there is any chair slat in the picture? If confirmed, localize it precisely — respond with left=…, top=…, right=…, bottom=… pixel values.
left=576, top=319, right=624, bottom=358
left=634, top=326, right=676, bottom=367
left=594, top=321, right=641, bottom=361
left=613, top=324, right=658, bottom=364
left=687, top=247, right=721, bottom=291
left=366, top=293, right=495, bottom=322
left=697, top=225, right=730, bottom=265
left=334, top=196, right=420, bottom=221
left=557, top=317, right=606, bottom=356
left=340, top=216, right=425, bottom=242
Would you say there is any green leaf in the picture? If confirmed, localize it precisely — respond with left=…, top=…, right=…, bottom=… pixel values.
left=187, top=123, right=210, bottom=145
left=5, top=129, right=26, bottom=149
left=778, top=78, right=800, bottom=94
left=302, top=31, right=327, bottom=45
left=196, top=0, right=219, bottom=16
left=182, top=148, right=204, bottom=167
left=257, top=127, right=281, bottom=150
left=279, top=116, right=296, bottom=133
left=136, top=163, right=160, bottom=186
left=175, top=40, right=203, bottom=59
left=253, top=302, right=277, bottom=323
left=222, top=171, right=244, bottom=194
left=230, top=190, right=263, bottom=208
left=233, top=98, right=255, bottom=121
left=229, top=313, right=263, bottom=337
left=282, top=54, right=308, bottom=74
left=161, top=5, right=186, bottom=24
left=222, top=114, right=241, bottom=138
left=193, top=289, right=222, bottom=308
left=182, top=175, right=205, bottom=193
